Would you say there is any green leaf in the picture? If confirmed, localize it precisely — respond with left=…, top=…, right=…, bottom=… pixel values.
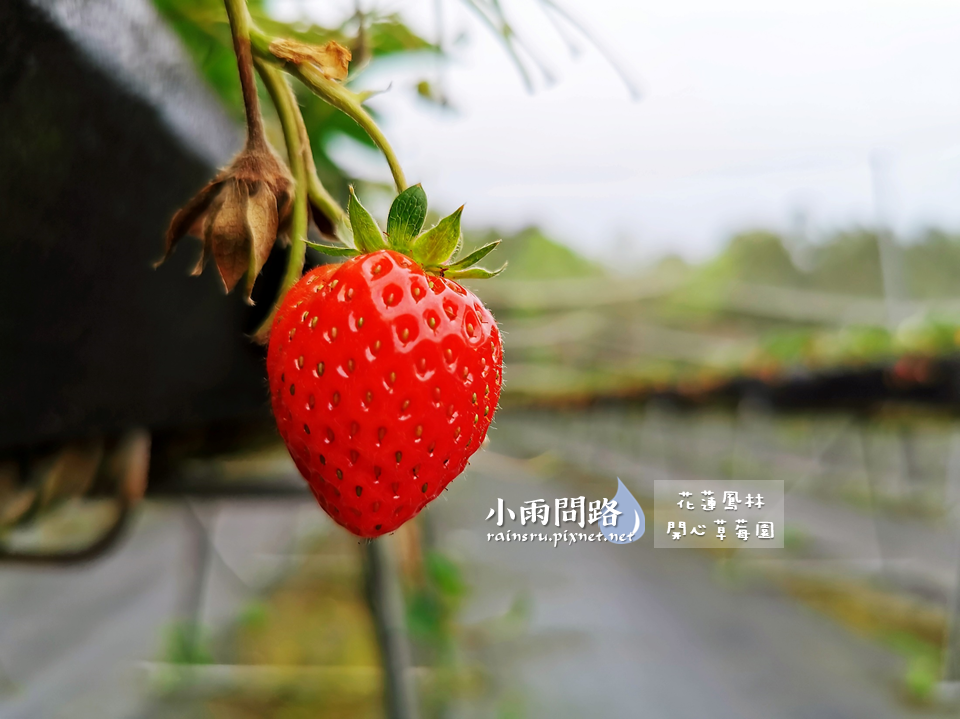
left=412, top=206, right=463, bottom=265
left=305, top=241, right=361, bottom=257
left=444, top=264, right=507, bottom=280
left=348, top=188, right=386, bottom=253
left=446, top=240, right=500, bottom=271
left=386, top=185, right=427, bottom=250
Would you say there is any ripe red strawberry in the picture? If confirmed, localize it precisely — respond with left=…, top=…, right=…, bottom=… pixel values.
left=267, top=186, right=504, bottom=538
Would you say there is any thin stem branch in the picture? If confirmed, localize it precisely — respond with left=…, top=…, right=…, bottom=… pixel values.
left=459, top=0, right=535, bottom=92
left=301, top=119, right=347, bottom=228
left=257, top=60, right=345, bottom=228
left=223, top=0, right=266, bottom=147
left=250, top=28, right=408, bottom=193
left=295, top=64, right=407, bottom=193
left=538, top=0, right=642, bottom=100
left=253, top=59, right=308, bottom=339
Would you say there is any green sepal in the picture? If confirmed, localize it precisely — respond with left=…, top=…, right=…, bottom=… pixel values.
left=412, top=206, right=463, bottom=265
left=446, top=240, right=500, bottom=271
left=386, top=184, right=427, bottom=250
left=305, top=241, right=362, bottom=257
left=443, top=264, right=507, bottom=280
left=348, top=187, right=387, bottom=253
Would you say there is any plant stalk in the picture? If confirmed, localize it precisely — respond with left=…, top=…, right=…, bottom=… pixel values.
left=253, top=58, right=309, bottom=340
left=223, top=0, right=266, bottom=148
left=297, top=63, right=407, bottom=193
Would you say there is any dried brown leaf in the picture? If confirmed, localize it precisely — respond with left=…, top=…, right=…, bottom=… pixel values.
left=270, top=38, right=352, bottom=81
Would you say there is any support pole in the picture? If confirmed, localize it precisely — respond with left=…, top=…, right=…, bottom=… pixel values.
left=941, top=428, right=960, bottom=684
left=363, top=536, right=420, bottom=719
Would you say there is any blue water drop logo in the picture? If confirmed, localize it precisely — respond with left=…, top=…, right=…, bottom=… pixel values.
left=599, top=478, right=645, bottom=544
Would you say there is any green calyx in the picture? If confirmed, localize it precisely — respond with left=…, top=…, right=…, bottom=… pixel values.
left=305, top=185, right=506, bottom=280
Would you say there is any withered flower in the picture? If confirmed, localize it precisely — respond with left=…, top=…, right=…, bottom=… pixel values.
left=158, top=141, right=293, bottom=303
left=157, top=29, right=294, bottom=303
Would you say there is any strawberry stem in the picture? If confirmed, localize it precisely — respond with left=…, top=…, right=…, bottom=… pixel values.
left=294, top=61, right=408, bottom=194
left=251, top=59, right=309, bottom=341
left=258, top=56, right=347, bottom=233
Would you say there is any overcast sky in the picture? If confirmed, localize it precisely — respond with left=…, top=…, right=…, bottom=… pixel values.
left=279, top=0, right=960, bottom=265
